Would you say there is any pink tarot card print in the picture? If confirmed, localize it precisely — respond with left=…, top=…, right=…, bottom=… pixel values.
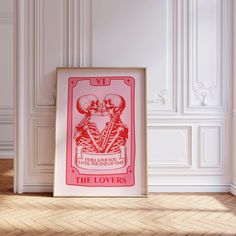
left=66, top=76, right=135, bottom=187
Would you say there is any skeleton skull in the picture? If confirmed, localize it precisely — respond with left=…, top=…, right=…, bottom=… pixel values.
left=76, top=94, right=99, bottom=115
left=103, top=94, right=126, bottom=116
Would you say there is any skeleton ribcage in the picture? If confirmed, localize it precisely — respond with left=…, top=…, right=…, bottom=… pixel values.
left=101, top=122, right=128, bottom=153
left=75, top=122, right=101, bottom=153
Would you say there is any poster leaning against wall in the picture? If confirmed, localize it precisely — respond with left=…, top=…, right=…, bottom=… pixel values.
left=54, top=68, right=147, bottom=197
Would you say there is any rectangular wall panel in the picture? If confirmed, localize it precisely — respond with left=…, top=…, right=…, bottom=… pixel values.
left=185, top=0, right=225, bottom=112
left=0, top=2, right=14, bottom=156
left=36, top=126, right=55, bottom=166
left=24, top=119, right=55, bottom=185
left=0, top=124, right=13, bottom=143
left=29, top=119, right=55, bottom=174
left=91, top=0, right=177, bottom=114
left=33, top=0, right=68, bottom=109
left=199, top=125, right=222, bottom=168
left=0, top=24, right=14, bottom=109
left=148, top=126, right=192, bottom=167
left=0, top=123, right=13, bottom=155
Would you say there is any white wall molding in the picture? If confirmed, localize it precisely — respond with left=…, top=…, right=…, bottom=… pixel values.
left=79, top=0, right=92, bottom=67
left=149, top=184, right=230, bottom=193
left=148, top=168, right=226, bottom=176
left=23, top=184, right=53, bottom=193
left=147, top=0, right=178, bottom=115
left=148, top=126, right=192, bottom=168
left=35, top=125, right=55, bottom=168
left=31, top=119, right=55, bottom=173
left=0, top=141, right=14, bottom=149
left=22, top=184, right=230, bottom=193
left=0, top=8, right=14, bottom=158
left=147, top=117, right=229, bottom=123
left=148, top=89, right=168, bottom=106
left=0, top=121, right=14, bottom=156
left=0, top=13, right=14, bottom=24
left=30, top=0, right=69, bottom=112
left=25, top=118, right=55, bottom=183
left=0, top=109, right=14, bottom=124
left=183, top=0, right=227, bottom=114
left=0, top=107, right=14, bottom=116
left=67, top=0, right=92, bottom=67
left=148, top=120, right=227, bottom=176
left=199, top=125, right=223, bottom=168
left=193, top=82, right=217, bottom=106
left=0, top=153, right=14, bottom=159
left=68, top=0, right=76, bottom=66
left=0, top=140, right=14, bottom=157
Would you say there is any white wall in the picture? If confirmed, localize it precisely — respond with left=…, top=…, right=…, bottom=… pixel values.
left=12, top=0, right=233, bottom=193
left=0, top=0, right=14, bottom=157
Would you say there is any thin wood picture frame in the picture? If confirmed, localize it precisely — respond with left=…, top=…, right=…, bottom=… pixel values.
left=54, top=67, right=147, bottom=197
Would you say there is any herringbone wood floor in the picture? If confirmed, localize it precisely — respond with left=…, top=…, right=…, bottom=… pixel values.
left=0, top=160, right=236, bottom=236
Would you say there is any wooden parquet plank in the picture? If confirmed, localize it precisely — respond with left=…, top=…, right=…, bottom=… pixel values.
left=1, top=159, right=236, bottom=235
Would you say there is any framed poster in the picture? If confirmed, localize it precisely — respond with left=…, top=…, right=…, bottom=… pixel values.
left=54, top=68, right=147, bottom=197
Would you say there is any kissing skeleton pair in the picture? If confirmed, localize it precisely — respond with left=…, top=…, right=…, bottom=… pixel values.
left=74, top=94, right=128, bottom=154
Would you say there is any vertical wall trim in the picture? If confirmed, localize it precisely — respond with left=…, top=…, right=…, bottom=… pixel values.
left=177, top=0, right=183, bottom=114
left=184, top=0, right=226, bottom=112
left=79, top=0, right=84, bottom=66
left=68, top=0, right=72, bottom=66
left=69, top=0, right=81, bottom=67
left=79, top=0, right=92, bottom=67
left=14, top=0, right=25, bottom=193
left=68, top=0, right=76, bottom=67
left=72, top=0, right=77, bottom=67
left=33, top=0, right=66, bottom=108
left=147, top=0, right=178, bottom=115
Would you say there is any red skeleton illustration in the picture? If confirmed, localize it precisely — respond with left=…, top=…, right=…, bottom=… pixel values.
left=101, top=94, right=128, bottom=154
left=74, top=93, right=128, bottom=168
left=74, top=94, right=102, bottom=153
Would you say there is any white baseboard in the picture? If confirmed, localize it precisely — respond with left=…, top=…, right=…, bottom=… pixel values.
left=0, top=150, right=14, bottom=158
left=230, top=184, right=236, bottom=196
left=149, top=184, right=230, bottom=193
left=23, top=184, right=53, bottom=193
left=22, top=184, right=231, bottom=193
